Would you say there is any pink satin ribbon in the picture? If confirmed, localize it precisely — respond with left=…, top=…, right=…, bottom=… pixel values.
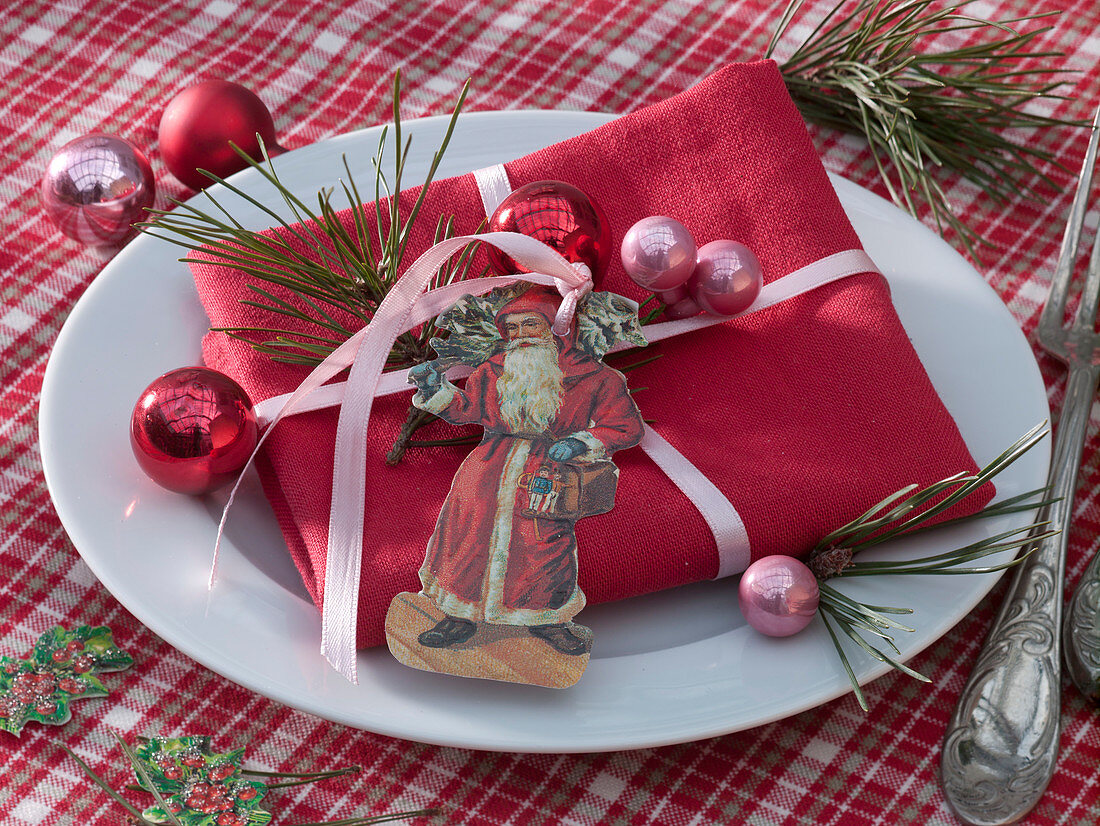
left=217, top=230, right=880, bottom=682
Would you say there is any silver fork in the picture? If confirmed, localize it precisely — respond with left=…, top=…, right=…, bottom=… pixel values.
left=940, top=105, right=1100, bottom=826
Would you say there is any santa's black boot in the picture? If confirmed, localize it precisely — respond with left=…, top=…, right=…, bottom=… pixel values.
left=528, top=623, right=589, bottom=655
left=418, top=616, right=477, bottom=648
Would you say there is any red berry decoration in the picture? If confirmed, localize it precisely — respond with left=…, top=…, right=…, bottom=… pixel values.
left=159, top=80, right=284, bottom=190
left=58, top=677, right=86, bottom=695
left=210, top=763, right=235, bottom=781
left=130, top=367, right=258, bottom=495
left=487, top=180, right=611, bottom=285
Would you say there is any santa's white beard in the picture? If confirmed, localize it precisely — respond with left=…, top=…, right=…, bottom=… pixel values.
left=498, top=339, right=564, bottom=433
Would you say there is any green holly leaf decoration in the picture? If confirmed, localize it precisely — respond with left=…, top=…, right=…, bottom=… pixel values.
left=134, top=736, right=271, bottom=826
left=575, top=291, right=648, bottom=360
left=0, top=625, right=132, bottom=736
left=428, top=285, right=518, bottom=368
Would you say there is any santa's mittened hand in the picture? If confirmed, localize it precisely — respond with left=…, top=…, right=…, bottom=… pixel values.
left=409, top=361, right=443, bottom=393
left=548, top=437, right=587, bottom=461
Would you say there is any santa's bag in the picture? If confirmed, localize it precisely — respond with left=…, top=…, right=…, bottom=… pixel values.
left=190, top=59, right=992, bottom=649
left=552, top=462, right=620, bottom=521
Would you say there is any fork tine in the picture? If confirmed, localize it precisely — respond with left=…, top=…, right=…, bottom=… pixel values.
left=1041, top=105, right=1100, bottom=336
left=1077, top=210, right=1100, bottom=329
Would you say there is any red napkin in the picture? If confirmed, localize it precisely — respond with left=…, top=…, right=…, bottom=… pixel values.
left=191, top=60, right=990, bottom=648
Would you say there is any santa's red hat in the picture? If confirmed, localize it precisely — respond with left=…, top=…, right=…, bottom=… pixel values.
left=494, top=286, right=562, bottom=336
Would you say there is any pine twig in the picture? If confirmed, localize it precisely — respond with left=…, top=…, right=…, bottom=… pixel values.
left=809, top=423, right=1052, bottom=707
left=768, top=0, right=1081, bottom=259
left=138, top=72, right=485, bottom=462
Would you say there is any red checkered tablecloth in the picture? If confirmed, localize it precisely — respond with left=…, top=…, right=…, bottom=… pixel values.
left=4, top=1, right=1100, bottom=823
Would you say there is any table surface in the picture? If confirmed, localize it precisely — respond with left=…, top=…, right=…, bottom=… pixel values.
left=4, top=1, right=1100, bottom=824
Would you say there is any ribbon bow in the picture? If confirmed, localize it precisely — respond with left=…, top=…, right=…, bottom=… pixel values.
left=552, top=261, right=593, bottom=336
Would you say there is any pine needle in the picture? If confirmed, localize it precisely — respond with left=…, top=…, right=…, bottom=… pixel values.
left=136, top=71, right=475, bottom=373
left=137, top=72, right=480, bottom=460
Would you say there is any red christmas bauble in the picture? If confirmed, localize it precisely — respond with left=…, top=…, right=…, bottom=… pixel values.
left=487, top=180, right=611, bottom=285
left=158, top=80, right=283, bottom=190
left=130, top=367, right=258, bottom=495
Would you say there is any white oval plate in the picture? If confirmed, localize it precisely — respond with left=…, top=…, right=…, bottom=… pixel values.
left=40, top=111, right=1049, bottom=752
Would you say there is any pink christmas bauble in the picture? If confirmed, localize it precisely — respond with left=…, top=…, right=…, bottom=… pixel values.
left=738, top=555, right=820, bottom=637
left=40, top=133, right=155, bottom=246
left=159, top=80, right=284, bottom=190
left=689, top=240, right=763, bottom=317
left=487, top=180, right=611, bottom=285
left=130, top=367, right=258, bottom=495
left=620, top=216, right=697, bottom=291
left=656, top=285, right=701, bottom=319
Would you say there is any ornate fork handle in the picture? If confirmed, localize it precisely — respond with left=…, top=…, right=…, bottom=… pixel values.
left=941, top=364, right=1100, bottom=826
left=1063, top=401, right=1100, bottom=701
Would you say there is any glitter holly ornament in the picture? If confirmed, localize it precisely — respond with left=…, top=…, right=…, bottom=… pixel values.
left=0, top=625, right=132, bottom=736
left=487, top=180, right=611, bottom=284
left=40, top=133, right=155, bottom=246
left=159, top=80, right=284, bottom=190
left=738, top=555, right=820, bottom=637
left=130, top=367, right=258, bottom=495
left=689, top=240, right=763, bottom=317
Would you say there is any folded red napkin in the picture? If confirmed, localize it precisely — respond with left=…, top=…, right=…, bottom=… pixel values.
left=191, top=60, right=990, bottom=648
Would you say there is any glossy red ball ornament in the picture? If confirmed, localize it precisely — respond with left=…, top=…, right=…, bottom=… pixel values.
left=40, top=133, right=155, bottom=246
left=159, top=80, right=284, bottom=190
left=487, top=180, right=611, bottom=285
left=130, top=367, right=258, bottom=495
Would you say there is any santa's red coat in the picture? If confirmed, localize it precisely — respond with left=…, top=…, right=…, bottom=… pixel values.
left=414, top=347, right=644, bottom=625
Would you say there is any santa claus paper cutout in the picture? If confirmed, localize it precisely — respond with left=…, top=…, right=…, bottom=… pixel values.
left=385, top=284, right=646, bottom=688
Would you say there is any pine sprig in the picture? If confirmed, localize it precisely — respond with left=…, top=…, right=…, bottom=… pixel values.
left=138, top=70, right=477, bottom=372
left=767, top=0, right=1078, bottom=258
left=139, top=72, right=487, bottom=460
left=808, top=422, right=1054, bottom=710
